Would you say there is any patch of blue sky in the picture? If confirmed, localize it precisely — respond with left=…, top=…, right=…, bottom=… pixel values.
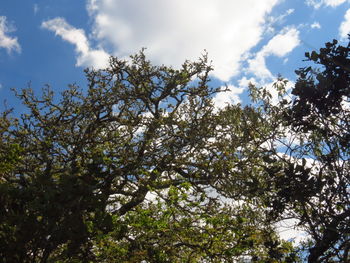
left=1, top=0, right=350, bottom=112
left=236, top=0, right=350, bottom=105
left=0, top=1, right=90, bottom=108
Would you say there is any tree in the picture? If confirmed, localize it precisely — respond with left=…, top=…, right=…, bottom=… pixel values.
left=250, top=39, right=350, bottom=262
left=0, top=51, right=296, bottom=262
left=288, top=39, right=350, bottom=262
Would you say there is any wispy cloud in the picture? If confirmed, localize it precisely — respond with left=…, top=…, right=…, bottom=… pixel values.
left=33, top=4, right=39, bottom=15
left=41, top=17, right=109, bottom=69
left=311, top=22, right=321, bottom=29
left=265, top=8, right=295, bottom=34
left=0, top=16, right=21, bottom=54
left=306, top=0, right=347, bottom=9
left=86, top=0, right=280, bottom=81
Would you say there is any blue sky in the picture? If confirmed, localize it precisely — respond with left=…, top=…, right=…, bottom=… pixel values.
left=1, top=0, right=350, bottom=112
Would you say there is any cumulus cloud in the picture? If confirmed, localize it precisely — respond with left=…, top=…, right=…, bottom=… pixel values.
left=0, top=16, right=21, bottom=54
left=41, top=17, right=109, bottom=69
left=86, top=0, right=279, bottom=81
left=248, top=27, right=300, bottom=80
left=306, top=0, right=346, bottom=9
left=339, top=8, right=350, bottom=40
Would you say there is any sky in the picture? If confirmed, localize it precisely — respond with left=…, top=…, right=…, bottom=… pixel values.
left=1, top=0, right=350, bottom=112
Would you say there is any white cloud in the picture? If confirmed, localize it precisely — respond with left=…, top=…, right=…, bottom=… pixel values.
left=324, top=0, right=347, bottom=6
left=248, top=27, right=300, bottom=80
left=265, top=8, right=295, bottom=34
left=212, top=85, right=244, bottom=109
left=41, top=17, right=109, bottom=69
left=276, top=218, right=307, bottom=244
left=248, top=52, right=273, bottom=79
left=306, top=0, right=346, bottom=9
left=86, top=0, right=280, bottom=81
left=212, top=77, right=259, bottom=109
left=261, top=28, right=300, bottom=57
left=305, top=0, right=323, bottom=9
left=238, top=76, right=257, bottom=88
left=340, top=8, right=350, bottom=40
left=311, top=22, right=321, bottom=29
left=0, top=16, right=21, bottom=54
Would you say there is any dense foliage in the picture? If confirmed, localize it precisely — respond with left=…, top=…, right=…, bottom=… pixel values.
left=285, top=39, right=350, bottom=262
left=0, top=39, right=349, bottom=262
left=244, top=39, right=350, bottom=262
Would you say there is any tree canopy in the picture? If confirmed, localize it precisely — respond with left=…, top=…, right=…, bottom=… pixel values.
left=1, top=40, right=350, bottom=262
